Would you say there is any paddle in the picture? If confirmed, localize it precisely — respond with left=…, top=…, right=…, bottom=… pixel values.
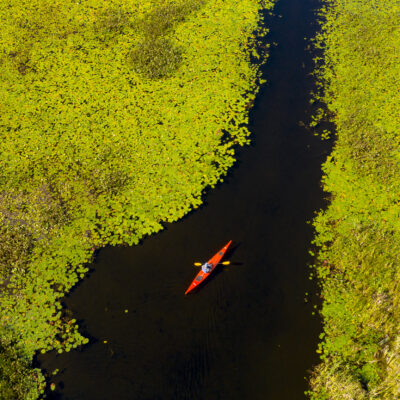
left=194, top=261, right=230, bottom=266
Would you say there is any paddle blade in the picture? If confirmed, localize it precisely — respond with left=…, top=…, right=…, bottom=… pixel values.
left=194, top=262, right=202, bottom=266
left=221, top=261, right=230, bottom=265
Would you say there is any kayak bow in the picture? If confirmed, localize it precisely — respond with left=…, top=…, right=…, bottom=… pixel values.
left=185, top=240, right=232, bottom=295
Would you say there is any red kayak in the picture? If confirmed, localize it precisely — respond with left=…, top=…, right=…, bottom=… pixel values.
left=185, top=240, right=232, bottom=295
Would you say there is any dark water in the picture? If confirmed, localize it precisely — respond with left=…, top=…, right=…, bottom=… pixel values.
left=39, top=0, right=331, bottom=398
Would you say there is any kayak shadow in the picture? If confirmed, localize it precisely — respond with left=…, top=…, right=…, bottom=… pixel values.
left=224, top=242, right=240, bottom=260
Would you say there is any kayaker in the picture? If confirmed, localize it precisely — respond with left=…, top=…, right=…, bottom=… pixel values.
left=202, top=262, right=212, bottom=273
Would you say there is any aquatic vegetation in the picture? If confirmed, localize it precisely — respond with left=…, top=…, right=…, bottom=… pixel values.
left=129, top=0, right=206, bottom=79
left=128, top=37, right=183, bottom=79
left=0, top=341, right=45, bottom=400
left=309, top=0, right=400, bottom=398
left=0, top=0, right=274, bottom=397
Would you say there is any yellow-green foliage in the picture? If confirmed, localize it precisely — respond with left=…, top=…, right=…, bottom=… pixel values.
left=310, top=0, right=400, bottom=398
left=0, top=0, right=275, bottom=397
left=0, top=342, right=45, bottom=400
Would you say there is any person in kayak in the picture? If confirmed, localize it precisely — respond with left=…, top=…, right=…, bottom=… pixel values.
left=201, top=262, right=212, bottom=273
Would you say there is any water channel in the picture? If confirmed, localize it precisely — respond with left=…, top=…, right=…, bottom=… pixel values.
left=39, top=0, right=331, bottom=398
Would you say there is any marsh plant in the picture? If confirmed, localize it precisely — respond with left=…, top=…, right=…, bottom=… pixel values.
left=128, top=37, right=183, bottom=80
left=309, top=1, right=400, bottom=398
left=128, top=0, right=206, bottom=79
left=0, top=0, right=274, bottom=398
